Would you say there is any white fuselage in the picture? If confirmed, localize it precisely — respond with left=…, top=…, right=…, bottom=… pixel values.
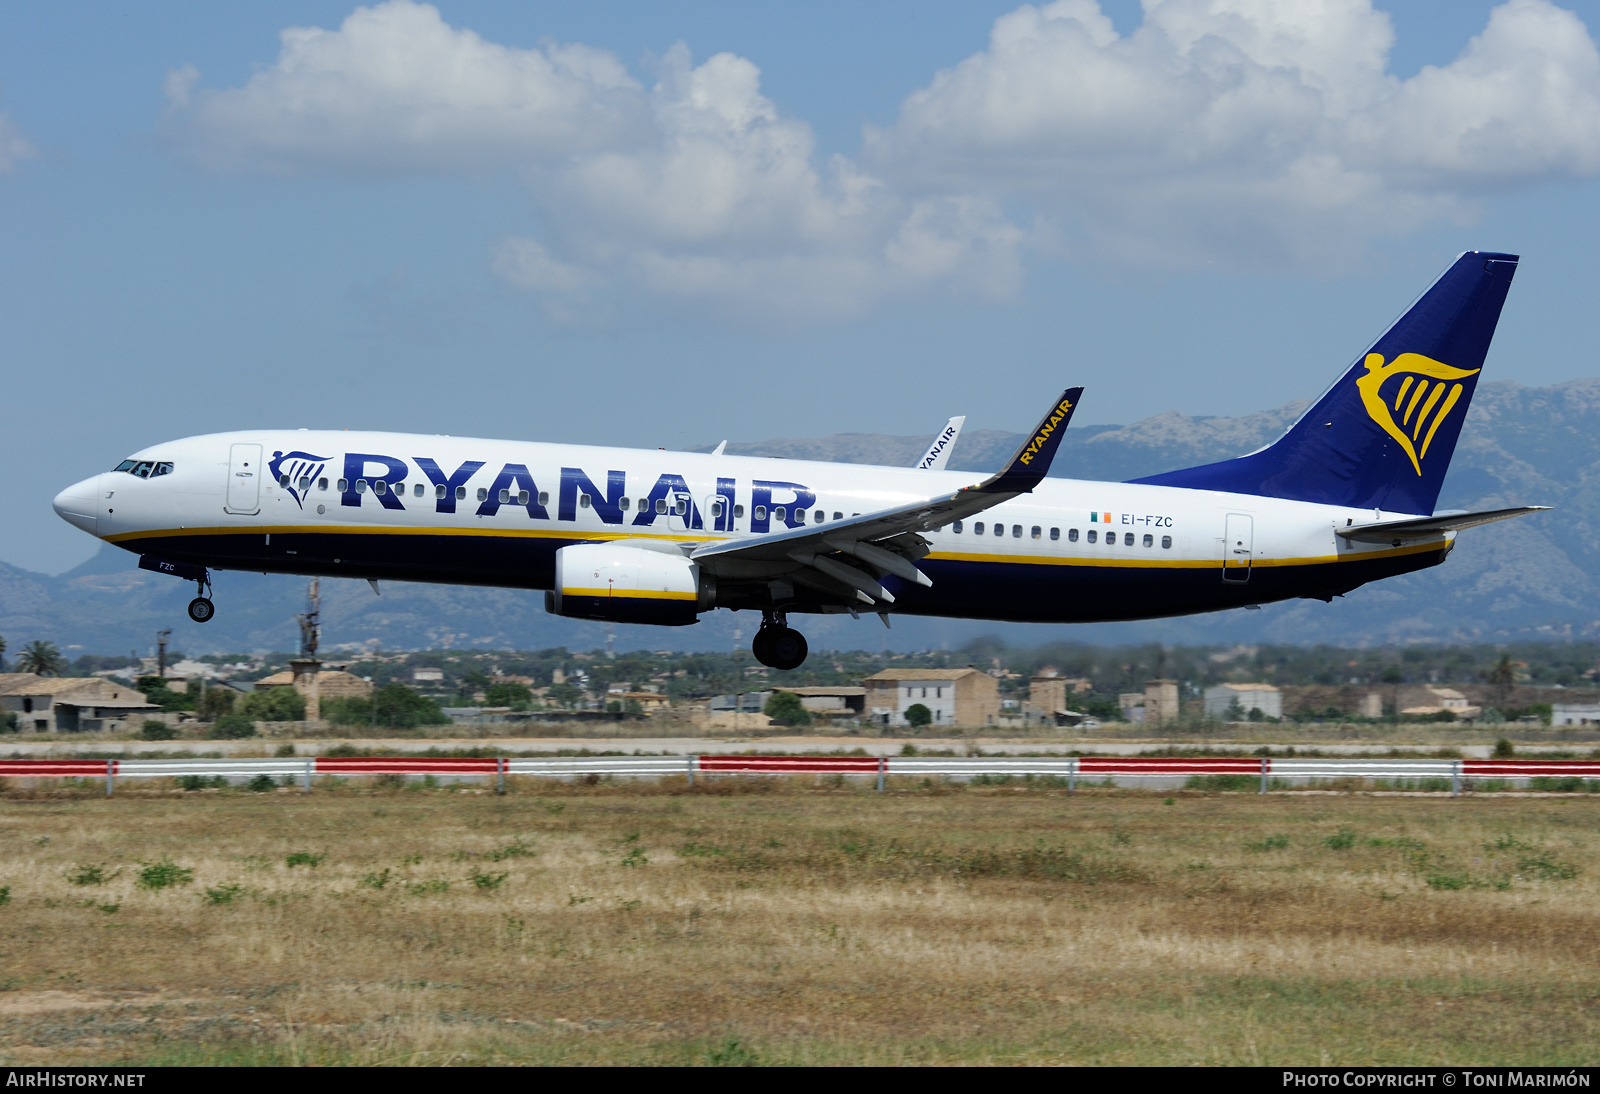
left=53, top=429, right=1452, bottom=624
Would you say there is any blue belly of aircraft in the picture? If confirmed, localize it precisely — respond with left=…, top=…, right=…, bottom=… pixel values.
left=116, top=530, right=1448, bottom=624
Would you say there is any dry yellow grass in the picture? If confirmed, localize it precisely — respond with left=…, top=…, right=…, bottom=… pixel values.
left=0, top=777, right=1597, bottom=1065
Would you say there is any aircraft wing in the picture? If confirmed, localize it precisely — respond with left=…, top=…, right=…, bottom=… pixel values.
left=690, top=389, right=1081, bottom=607
left=1336, top=505, right=1550, bottom=544
left=914, top=416, right=965, bottom=470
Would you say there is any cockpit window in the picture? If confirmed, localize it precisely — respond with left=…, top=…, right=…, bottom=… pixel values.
left=112, top=460, right=174, bottom=479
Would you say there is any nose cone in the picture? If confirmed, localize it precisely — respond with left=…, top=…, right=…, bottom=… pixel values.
left=53, top=475, right=102, bottom=536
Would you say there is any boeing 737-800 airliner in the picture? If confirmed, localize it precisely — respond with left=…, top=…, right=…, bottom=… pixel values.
left=52, top=251, right=1545, bottom=670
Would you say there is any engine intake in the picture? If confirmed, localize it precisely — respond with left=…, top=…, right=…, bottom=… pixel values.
left=547, top=542, right=714, bottom=626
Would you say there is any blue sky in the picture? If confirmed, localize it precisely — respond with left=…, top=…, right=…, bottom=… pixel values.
left=2, top=0, right=1599, bottom=575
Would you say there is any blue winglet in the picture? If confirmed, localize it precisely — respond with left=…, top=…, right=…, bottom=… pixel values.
left=981, top=388, right=1083, bottom=494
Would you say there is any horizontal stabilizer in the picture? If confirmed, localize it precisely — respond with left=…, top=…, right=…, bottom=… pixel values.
left=1336, top=506, right=1549, bottom=544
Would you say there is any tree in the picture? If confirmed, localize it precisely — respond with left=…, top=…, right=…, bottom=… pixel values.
left=485, top=682, right=532, bottom=707
left=16, top=640, right=66, bottom=677
left=0, top=634, right=6, bottom=670
left=324, top=685, right=449, bottom=729
left=140, top=720, right=177, bottom=741
left=209, top=714, right=258, bottom=739
left=763, top=690, right=812, bottom=727
left=904, top=703, right=933, bottom=729
left=196, top=687, right=236, bottom=721
left=137, top=676, right=194, bottom=713
left=238, top=686, right=307, bottom=722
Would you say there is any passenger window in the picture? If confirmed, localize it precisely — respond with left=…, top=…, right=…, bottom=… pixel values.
left=1086, top=530, right=1096, bottom=544
left=734, top=505, right=745, bottom=519
left=995, top=523, right=1004, bottom=537
left=655, top=498, right=667, bottom=514
left=338, top=478, right=349, bottom=492
left=1107, top=533, right=1116, bottom=548
left=374, top=480, right=387, bottom=495
left=1051, top=527, right=1061, bottom=541
left=794, top=509, right=805, bottom=525
left=814, top=510, right=824, bottom=523
left=676, top=498, right=689, bottom=516
left=1143, top=534, right=1153, bottom=547
left=477, top=488, right=488, bottom=502
left=832, top=512, right=842, bottom=521
left=1124, top=532, right=1134, bottom=546
left=638, top=498, right=650, bottom=512
left=1031, top=526, right=1041, bottom=539
left=517, top=490, right=529, bottom=505
left=539, top=492, right=549, bottom=506
left=1162, top=535, right=1172, bottom=549
left=952, top=521, right=963, bottom=533
left=456, top=486, right=467, bottom=500
left=298, top=477, right=310, bottom=491
left=754, top=505, right=767, bottom=521
left=774, top=506, right=786, bottom=523
left=498, top=488, right=510, bottom=504
left=1065, top=528, right=1075, bottom=542
left=356, top=479, right=368, bottom=493
left=1012, top=524, right=1022, bottom=538
left=435, top=484, right=445, bottom=499
left=974, top=522, right=984, bottom=535
left=279, top=475, right=291, bottom=487
left=620, top=497, right=631, bottom=511
left=413, top=483, right=424, bottom=498
left=579, top=494, right=591, bottom=509
left=319, top=478, right=328, bottom=491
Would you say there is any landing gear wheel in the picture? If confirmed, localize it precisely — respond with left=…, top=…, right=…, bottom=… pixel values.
left=751, top=627, right=773, bottom=666
left=766, top=627, right=808, bottom=671
left=187, top=597, right=215, bottom=623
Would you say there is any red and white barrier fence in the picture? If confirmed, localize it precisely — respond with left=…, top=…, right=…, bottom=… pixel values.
left=3, top=754, right=1600, bottom=796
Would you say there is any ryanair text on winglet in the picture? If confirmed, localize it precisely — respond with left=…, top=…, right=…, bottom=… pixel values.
left=1018, top=398, right=1075, bottom=466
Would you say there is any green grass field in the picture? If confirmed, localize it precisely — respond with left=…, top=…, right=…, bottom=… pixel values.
left=1, top=778, right=1596, bottom=1065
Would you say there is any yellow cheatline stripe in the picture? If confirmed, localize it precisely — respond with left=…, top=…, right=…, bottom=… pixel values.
left=106, top=525, right=713, bottom=545
left=926, top=538, right=1446, bottom=570
left=563, top=587, right=696, bottom=601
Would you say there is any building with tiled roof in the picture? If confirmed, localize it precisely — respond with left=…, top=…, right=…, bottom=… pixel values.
left=861, top=668, right=999, bottom=728
left=1, top=677, right=158, bottom=734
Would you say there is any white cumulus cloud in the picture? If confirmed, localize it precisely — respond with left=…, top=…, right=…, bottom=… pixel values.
left=163, top=0, right=1600, bottom=313
left=866, top=0, right=1600, bottom=269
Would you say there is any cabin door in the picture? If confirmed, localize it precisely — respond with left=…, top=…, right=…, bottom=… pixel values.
left=1222, top=513, right=1253, bottom=583
left=226, top=443, right=263, bottom=515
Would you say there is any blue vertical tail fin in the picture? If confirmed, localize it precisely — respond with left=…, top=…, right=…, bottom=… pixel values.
left=1131, top=251, right=1518, bottom=514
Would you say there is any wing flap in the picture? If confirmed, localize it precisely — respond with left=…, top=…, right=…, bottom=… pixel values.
left=690, top=388, right=1082, bottom=607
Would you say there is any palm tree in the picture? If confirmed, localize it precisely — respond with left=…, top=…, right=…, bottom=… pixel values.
left=16, top=640, right=66, bottom=677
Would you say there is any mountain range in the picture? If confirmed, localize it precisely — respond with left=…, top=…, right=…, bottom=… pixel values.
left=2, top=379, right=1596, bottom=658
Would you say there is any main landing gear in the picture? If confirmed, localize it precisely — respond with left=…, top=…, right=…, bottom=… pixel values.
left=752, top=613, right=808, bottom=671
left=187, top=570, right=215, bottom=624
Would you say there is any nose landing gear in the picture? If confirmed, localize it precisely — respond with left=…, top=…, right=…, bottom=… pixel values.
left=187, top=570, right=215, bottom=624
left=752, top=612, right=808, bottom=671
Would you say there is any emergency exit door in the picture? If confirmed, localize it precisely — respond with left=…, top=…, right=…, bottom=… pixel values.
left=226, top=443, right=262, bottom=514
left=1222, top=513, right=1253, bottom=583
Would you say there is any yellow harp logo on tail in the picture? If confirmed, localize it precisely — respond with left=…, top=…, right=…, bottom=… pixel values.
left=1355, top=353, right=1480, bottom=476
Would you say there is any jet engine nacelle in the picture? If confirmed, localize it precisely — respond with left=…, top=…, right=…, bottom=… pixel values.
left=547, top=541, right=714, bottom=626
